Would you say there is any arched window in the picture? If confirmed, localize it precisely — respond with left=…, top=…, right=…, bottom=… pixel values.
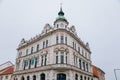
left=40, top=73, right=45, bottom=80
left=21, top=76, right=25, bottom=80
left=27, top=76, right=30, bottom=80
left=75, top=74, right=78, bottom=80
left=33, top=75, right=36, bottom=80
left=84, top=76, right=86, bottom=80
left=57, top=73, right=66, bottom=80
left=80, top=75, right=83, bottom=80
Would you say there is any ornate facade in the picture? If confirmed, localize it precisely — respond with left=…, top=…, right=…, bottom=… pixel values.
left=13, top=8, right=93, bottom=80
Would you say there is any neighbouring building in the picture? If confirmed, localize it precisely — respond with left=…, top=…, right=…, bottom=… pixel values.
left=0, top=61, right=14, bottom=80
left=12, top=7, right=105, bottom=80
left=92, top=65, right=105, bottom=80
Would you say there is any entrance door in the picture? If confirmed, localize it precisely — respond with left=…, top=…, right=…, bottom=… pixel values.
left=57, top=73, right=66, bottom=80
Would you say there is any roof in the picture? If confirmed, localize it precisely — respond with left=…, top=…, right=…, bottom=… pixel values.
left=0, top=66, right=14, bottom=75
left=0, top=61, right=13, bottom=71
left=92, top=65, right=99, bottom=77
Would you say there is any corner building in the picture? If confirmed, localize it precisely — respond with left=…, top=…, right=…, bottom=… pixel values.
left=13, top=8, right=93, bottom=80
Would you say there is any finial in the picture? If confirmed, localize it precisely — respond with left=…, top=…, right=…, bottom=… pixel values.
left=58, top=3, right=64, bottom=16
left=60, top=3, right=62, bottom=10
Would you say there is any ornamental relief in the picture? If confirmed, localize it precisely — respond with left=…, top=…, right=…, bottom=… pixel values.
left=54, top=47, right=69, bottom=53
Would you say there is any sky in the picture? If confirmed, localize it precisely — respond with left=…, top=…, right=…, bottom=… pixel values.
left=0, top=0, right=120, bottom=80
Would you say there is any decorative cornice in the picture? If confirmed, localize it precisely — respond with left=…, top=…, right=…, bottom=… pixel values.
left=17, top=28, right=91, bottom=53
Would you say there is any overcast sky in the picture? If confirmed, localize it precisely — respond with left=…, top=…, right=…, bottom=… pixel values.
left=0, top=0, right=120, bottom=80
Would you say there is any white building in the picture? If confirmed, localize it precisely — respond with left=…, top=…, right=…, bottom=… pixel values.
left=0, top=61, right=14, bottom=80
left=13, top=7, right=93, bottom=80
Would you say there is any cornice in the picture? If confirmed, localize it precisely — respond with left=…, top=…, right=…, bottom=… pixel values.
left=17, top=28, right=91, bottom=53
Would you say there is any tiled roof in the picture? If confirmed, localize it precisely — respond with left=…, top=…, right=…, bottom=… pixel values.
left=0, top=66, right=14, bottom=75
left=92, top=65, right=99, bottom=77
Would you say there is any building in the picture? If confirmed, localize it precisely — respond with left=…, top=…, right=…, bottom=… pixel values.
left=92, top=65, right=105, bottom=80
left=13, top=7, right=94, bottom=80
left=0, top=61, right=14, bottom=80
left=0, top=61, right=13, bottom=71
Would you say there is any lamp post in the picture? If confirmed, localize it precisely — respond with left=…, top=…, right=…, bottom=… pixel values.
left=114, top=69, right=120, bottom=80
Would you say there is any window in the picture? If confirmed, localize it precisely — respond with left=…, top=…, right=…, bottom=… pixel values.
left=27, top=76, right=30, bottom=80
left=35, top=57, right=38, bottom=68
left=40, top=73, right=45, bottom=80
left=43, top=41, right=45, bottom=49
left=56, top=53, right=58, bottom=64
left=41, top=56, right=43, bottom=66
left=88, top=77, right=90, bottom=80
left=75, top=74, right=78, bottom=80
left=61, top=52, right=64, bottom=64
left=73, top=42, right=74, bottom=48
left=19, top=52, right=22, bottom=57
left=46, top=40, right=48, bottom=47
left=78, top=47, right=80, bottom=53
left=84, top=76, right=86, bottom=80
left=33, top=75, right=36, bottom=80
left=56, top=36, right=59, bottom=44
left=79, top=59, right=82, bottom=69
left=26, top=49, right=28, bottom=55
left=61, top=36, right=64, bottom=43
left=31, top=58, right=34, bottom=65
left=45, top=55, right=47, bottom=66
left=57, top=24, right=59, bottom=28
left=80, top=75, right=83, bottom=80
left=75, top=43, right=76, bottom=50
left=86, top=63, right=88, bottom=71
left=83, top=61, right=85, bottom=71
left=65, top=37, right=67, bottom=44
left=29, top=59, right=31, bottom=69
left=66, top=53, right=67, bottom=64
left=36, top=44, right=39, bottom=52
left=31, top=47, right=33, bottom=53
left=74, top=55, right=75, bottom=65
left=6, top=76, right=8, bottom=79
left=60, top=23, right=64, bottom=27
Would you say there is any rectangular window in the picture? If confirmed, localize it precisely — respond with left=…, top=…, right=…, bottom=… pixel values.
left=61, top=55, right=64, bottom=64
left=43, top=41, right=45, bottom=49
left=66, top=55, right=67, bottom=64
left=26, top=49, right=28, bottom=55
left=75, top=43, right=76, bottom=50
left=65, top=37, right=67, bottom=44
left=29, top=59, right=31, bottom=69
left=56, top=36, right=59, bottom=44
left=78, top=47, right=80, bottom=53
left=56, top=55, right=58, bottom=64
left=83, top=61, right=85, bottom=71
left=61, top=36, right=64, bottom=44
left=35, top=57, right=38, bottom=68
left=45, top=55, right=47, bottom=66
left=31, top=47, right=33, bottom=53
left=86, top=63, right=88, bottom=71
left=79, top=59, right=81, bottom=69
left=41, top=56, right=43, bottom=66
left=36, top=44, right=39, bottom=52
left=74, top=55, right=75, bottom=65
left=5, top=76, right=8, bottom=79
left=46, top=40, right=48, bottom=48
left=73, top=42, right=74, bottom=48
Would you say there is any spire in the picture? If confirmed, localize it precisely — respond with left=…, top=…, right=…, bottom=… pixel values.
left=54, top=3, right=69, bottom=25
left=58, top=3, right=64, bottom=16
